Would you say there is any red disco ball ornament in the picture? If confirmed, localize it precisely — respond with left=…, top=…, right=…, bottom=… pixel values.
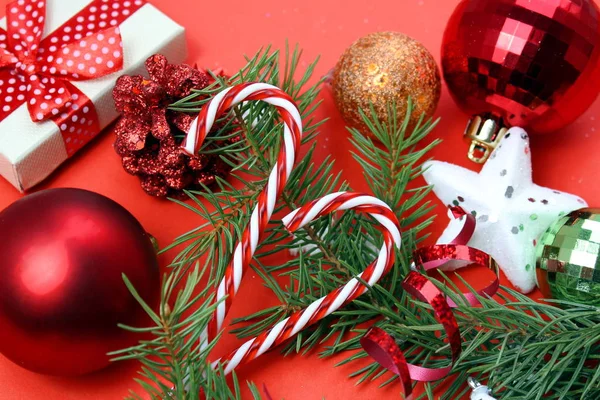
left=0, top=188, right=160, bottom=376
left=442, top=0, right=600, bottom=161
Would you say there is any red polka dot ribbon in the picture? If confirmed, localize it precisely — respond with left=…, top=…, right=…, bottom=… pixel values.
left=0, top=0, right=146, bottom=155
left=360, top=206, right=500, bottom=398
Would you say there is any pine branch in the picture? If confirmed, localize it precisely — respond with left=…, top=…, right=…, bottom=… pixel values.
left=162, top=44, right=325, bottom=284
left=118, top=40, right=600, bottom=400
left=342, top=278, right=600, bottom=400
left=116, top=45, right=324, bottom=399
left=225, top=98, right=600, bottom=400
left=232, top=102, right=441, bottom=359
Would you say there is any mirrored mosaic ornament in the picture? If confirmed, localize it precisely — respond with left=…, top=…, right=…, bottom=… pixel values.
left=442, top=0, right=600, bottom=134
left=536, top=208, right=600, bottom=305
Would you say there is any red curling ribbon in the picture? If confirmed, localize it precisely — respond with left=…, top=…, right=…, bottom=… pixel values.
left=414, top=244, right=499, bottom=308
left=360, top=206, right=500, bottom=397
left=360, top=327, right=412, bottom=395
left=0, top=0, right=146, bottom=155
left=447, top=206, right=475, bottom=245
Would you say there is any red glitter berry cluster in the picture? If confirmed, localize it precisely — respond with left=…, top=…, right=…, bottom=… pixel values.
left=113, top=54, right=232, bottom=197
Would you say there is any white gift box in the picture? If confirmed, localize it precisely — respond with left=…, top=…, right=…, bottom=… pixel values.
left=0, top=0, right=187, bottom=191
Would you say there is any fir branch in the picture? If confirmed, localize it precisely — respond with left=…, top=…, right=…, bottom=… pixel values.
left=112, top=262, right=229, bottom=399
left=343, top=279, right=600, bottom=400
left=116, top=44, right=324, bottom=399
left=232, top=102, right=441, bottom=359
left=162, top=44, right=325, bottom=285
left=121, top=44, right=443, bottom=399
left=119, top=40, right=600, bottom=400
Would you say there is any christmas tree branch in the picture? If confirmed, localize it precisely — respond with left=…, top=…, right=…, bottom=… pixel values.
left=231, top=102, right=441, bottom=359
left=329, top=270, right=600, bottom=400
left=115, top=44, right=326, bottom=399
left=118, top=42, right=600, bottom=400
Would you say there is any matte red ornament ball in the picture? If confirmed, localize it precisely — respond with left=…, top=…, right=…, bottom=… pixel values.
left=0, top=188, right=160, bottom=376
left=442, top=0, right=600, bottom=133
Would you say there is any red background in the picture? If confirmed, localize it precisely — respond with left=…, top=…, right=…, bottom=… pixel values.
left=1, top=0, right=599, bottom=399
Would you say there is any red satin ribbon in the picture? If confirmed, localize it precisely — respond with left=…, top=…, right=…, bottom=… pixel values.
left=0, top=0, right=145, bottom=155
left=360, top=206, right=500, bottom=397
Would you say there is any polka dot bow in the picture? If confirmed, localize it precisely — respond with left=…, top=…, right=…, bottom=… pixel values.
left=0, top=0, right=142, bottom=124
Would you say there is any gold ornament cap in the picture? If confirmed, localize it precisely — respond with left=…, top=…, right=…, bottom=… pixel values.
left=464, top=114, right=508, bottom=163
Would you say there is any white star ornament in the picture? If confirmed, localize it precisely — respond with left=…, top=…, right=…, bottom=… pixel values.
left=422, top=127, right=587, bottom=293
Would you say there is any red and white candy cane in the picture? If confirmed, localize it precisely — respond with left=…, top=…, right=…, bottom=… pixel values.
left=181, top=83, right=303, bottom=344
left=212, top=191, right=402, bottom=374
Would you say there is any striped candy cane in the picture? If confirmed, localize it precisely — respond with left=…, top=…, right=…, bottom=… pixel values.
left=181, top=83, right=303, bottom=344
left=213, top=191, right=402, bottom=374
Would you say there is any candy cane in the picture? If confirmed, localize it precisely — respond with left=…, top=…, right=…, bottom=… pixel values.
left=181, top=83, right=303, bottom=345
left=213, top=191, right=402, bottom=374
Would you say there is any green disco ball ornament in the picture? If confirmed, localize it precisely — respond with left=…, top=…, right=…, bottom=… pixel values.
left=536, top=208, right=600, bottom=305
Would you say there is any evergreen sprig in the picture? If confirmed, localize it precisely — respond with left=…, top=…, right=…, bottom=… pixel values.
left=338, top=278, right=600, bottom=400
left=116, top=44, right=441, bottom=399
left=231, top=102, right=441, bottom=358
left=112, top=45, right=326, bottom=399
left=117, top=44, right=600, bottom=400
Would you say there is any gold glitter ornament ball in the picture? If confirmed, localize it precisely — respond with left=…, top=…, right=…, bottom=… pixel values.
left=332, top=32, right=441, bottom=134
